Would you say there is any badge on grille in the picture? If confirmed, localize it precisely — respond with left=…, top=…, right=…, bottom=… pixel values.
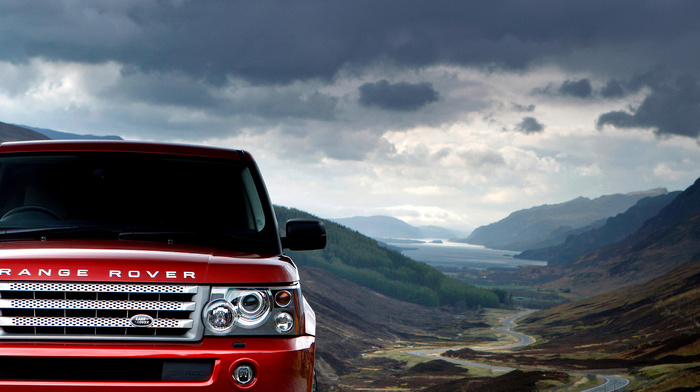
left=130, top=314, right=155, bottom=327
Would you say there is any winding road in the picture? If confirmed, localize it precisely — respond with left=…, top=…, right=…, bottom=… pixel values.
left=407, top=310, right=630, bottom=392
left=586, top=375, right=630, bottom=391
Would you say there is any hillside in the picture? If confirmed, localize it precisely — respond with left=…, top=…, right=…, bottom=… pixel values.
left=298, top=265, right=477, bottom=382
left=461, top=188, right=668, bottom=251
left=276, top=206, right=501, bottom=309
left=516, top=191, right=680, bottom=264
left=0, top=121, right=50, bottom=142
left=18, top=124, right=123, bottom=140
left=521, top=258, right=700, bottom=370
left=541, top=177, right=700, bottom=294
left=445, top=259, right=700, bottom=390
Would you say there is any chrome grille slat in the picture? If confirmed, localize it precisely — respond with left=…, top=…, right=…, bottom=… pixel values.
left=1, top=316, right=193, bottom=329
left=0, top=298, right=196, bottom=311
left=0, top=282, right=198, bottom=294
left=0, top=282, right=205, bottom=341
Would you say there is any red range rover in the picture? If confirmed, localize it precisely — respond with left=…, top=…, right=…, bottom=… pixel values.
left=0, top=140, right=326, bottom=391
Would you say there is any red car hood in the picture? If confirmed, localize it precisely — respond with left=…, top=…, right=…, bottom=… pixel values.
left=0, top=240, right=299, bottom=284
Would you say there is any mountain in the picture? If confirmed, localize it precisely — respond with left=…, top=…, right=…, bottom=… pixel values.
left=0, top=122, right=123, bottom=142
left=276, top=207, right=501, bottom=308
left=460, top=188, right=668, bottom=251
left=544, top=177, right=700, bottom=294
left=516, top=191, right=681, bottom=264
left=521, top=257, right=700, bottom=374
left=0, top=121, right=50, bottom=142
left=17, top=124, right=123, bottom=140
left=333, top=215, right=423, bottom=238
left=332, top=215, right=466, bottom=239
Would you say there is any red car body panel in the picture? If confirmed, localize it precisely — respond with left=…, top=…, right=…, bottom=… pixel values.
left=0, top=240, right=300, bottom=284
left=0, top=140, right=319, bottom=391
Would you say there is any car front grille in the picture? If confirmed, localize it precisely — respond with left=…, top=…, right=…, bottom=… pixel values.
left=0, top=282, right=206, bottom=341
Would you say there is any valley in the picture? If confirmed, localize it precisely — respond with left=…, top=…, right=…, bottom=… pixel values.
left=305, top=261, right=698, bottom=391
left=298, top=177, right=700, bottom=391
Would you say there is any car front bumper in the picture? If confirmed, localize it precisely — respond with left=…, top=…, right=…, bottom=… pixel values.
left=0, top=336, right=315, bottom=391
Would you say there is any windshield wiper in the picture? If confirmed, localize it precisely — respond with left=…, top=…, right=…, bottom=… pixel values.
left=118, top=230, right=274, bottom=251
left=0, top=226, right=121, bottom=240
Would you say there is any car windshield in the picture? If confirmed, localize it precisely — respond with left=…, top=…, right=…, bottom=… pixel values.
left=0, top=151, right=279, bottom=253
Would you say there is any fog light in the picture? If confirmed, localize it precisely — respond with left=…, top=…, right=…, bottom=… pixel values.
left=274, top=312, right=294, bottom=333
left=233, top=363, right=256, bottom=385
left=203, top=300, right=236, bottom=334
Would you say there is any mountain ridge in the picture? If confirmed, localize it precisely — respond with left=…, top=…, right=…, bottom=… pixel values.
left=516, top=191, right=681, bottom=264
left=332, top=215, right=467, bottom=240
left=461, top=188, right=669, bottom=251
left=17, top=124, right=123, bottom=140
left=0, top=121, right=50, bottom=142
left=538, top=176, right=700, bottom=294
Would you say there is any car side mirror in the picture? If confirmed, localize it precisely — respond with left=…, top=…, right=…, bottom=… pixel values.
left=282, top=219, right=326, bottom=251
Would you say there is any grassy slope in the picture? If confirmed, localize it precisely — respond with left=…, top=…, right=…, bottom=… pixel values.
left=521, top=258, right=700, bottom=365
left=275, top=205, right=500, bottom=309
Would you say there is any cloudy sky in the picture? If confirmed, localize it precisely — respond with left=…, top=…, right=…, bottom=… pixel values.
left=1, top=0, right=699, bottom=231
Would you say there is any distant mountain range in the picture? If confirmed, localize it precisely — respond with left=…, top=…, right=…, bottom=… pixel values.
left=0, top=121, right=122, bottom=142
left=332, top=215, right=468, bottom=240
left=516, top=191, right=681, bottom=264
left=0, top=122, right=50, bottom=142
left=460, top=188, right=669, bottom=251
left=544, top=176, right=700, bottom=294
left=17, top=124, right=122, bottom=140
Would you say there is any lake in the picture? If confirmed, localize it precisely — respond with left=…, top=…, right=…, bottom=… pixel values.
left=385, top=240, right=547, bottom=270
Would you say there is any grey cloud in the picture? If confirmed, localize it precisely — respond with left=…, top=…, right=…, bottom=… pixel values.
left=104, top=70, right=338, bottom=121
left=600, top=81, right=625, bottom=98
left=236, top=91, right=338, bottom=121
left=531, top=79, right=593, bottom=98
left=559, top=79, right=592, bottom=98
left=596, top=75, right=700, bottom=138
left=359, top=80, right=439, bottom=111
left=599, top=69, right=668, bottom=99
left=512, top=103, right=536, bottom=113
left=459, top=149, right=506, bottom=168
left=1, top=1, right=699, bottom=86
left=106, top=71, right=222, bottom=108
left=515, top=117, right=545, bottom=134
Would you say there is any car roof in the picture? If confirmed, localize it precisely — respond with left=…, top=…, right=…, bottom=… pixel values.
left=0, top=140, right=253, bottom=161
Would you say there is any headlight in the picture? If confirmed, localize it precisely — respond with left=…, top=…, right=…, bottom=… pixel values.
left=203, top=299, right=237, bottom=334
left=203, top=285, right=300, bottom=336
left=232, top=289, right=271, bottom=328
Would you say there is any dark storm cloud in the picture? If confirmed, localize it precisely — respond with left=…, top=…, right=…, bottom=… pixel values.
left=2, top=0, right=699, bottom=86
left=596, top=75, right=700, bottom=138
left=514, top=117, right=545, bottom=134
left=533, top=79, right=593, bottom=98
left=559, top=79, right=593, bottom=98
left=358, top=80, right=439, bottom=111
left=600, top=81, right=625, bottom=98
left=512, top=103, right=536, bottom=113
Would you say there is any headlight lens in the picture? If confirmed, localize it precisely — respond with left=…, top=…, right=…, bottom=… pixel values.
left=203, top=299, right=237, bottom=334
left=203, top=286, right=301, bottom=336
left=232, top=290, right=271, bottom=328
